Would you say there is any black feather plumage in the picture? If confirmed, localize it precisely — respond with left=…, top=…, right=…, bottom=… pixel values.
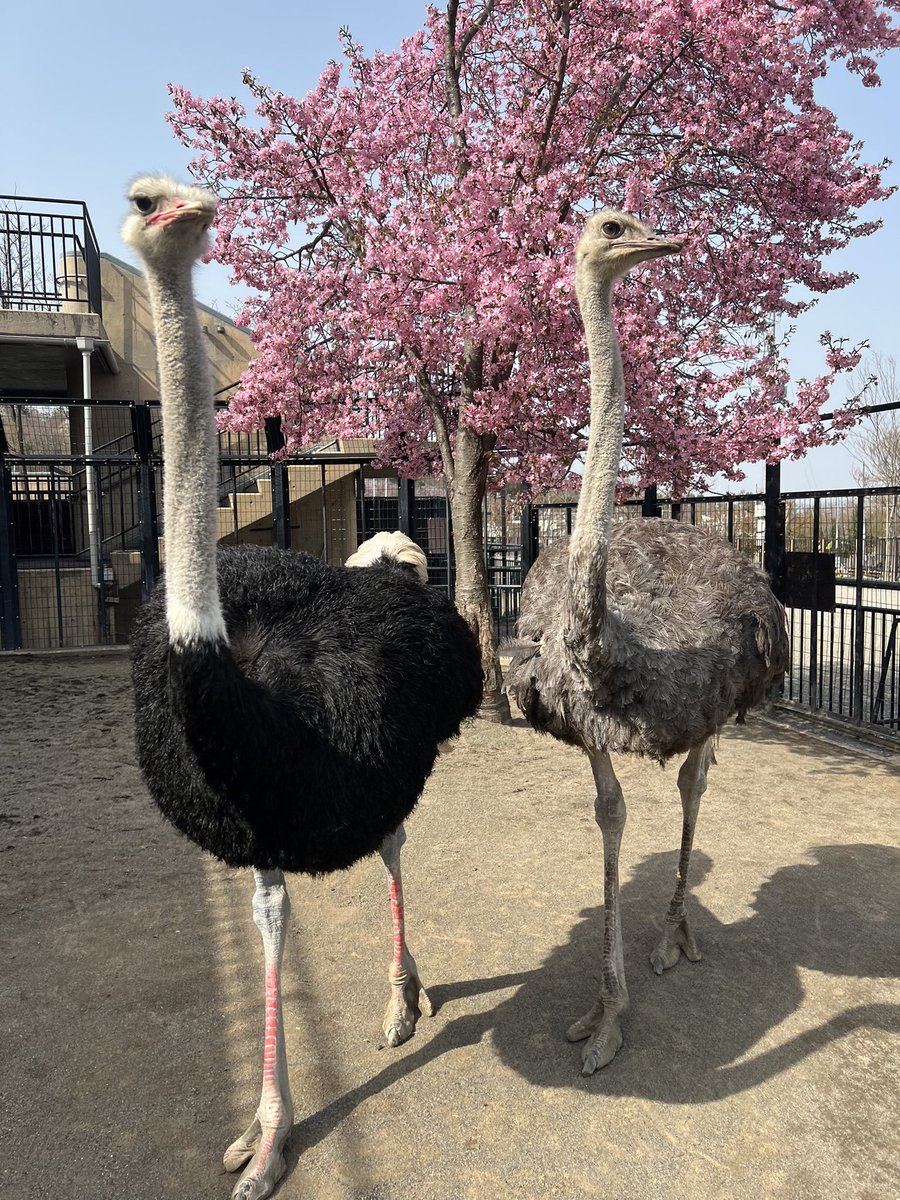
left=131, top=545, right=483, bottom=873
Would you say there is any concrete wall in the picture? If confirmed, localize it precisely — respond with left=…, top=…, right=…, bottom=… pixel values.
left=88, top=253, right=254, bottom=405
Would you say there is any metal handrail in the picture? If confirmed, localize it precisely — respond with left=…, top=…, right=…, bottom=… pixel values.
left=0, top=195, right=102, bottom=316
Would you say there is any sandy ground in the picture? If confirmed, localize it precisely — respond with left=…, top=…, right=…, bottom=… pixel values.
left=1, top=650, right=898, bottom=1200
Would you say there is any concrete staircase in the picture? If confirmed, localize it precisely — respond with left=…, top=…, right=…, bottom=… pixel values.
left=152, top=460, right=362, bottom=565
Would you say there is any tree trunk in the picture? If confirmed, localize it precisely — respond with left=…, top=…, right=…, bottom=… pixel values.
left=449, top=424, right=511, bottom=724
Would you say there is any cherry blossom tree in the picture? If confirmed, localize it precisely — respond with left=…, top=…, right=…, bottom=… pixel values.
left=169, top=0, right=900, bottom=720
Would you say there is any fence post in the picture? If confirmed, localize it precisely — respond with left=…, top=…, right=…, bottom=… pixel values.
left=641, top=485, right=662, bottom=518
left=398, top=478, right=416, bottom=541
left=520, top=503, right=538, bottom=579
left=0, top=434, right=22, bottom=650
left=853, top=493, right=865, bottom=721
left=264, top=417, right=292, bottom=550
left=763, top=462, right=785, bottom=600
left=132, top=404, right=160, bottom=600
left=809, top=496, right=820, bottom=709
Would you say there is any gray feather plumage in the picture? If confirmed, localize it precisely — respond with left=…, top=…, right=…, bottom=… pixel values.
left=505, top=519, right=790, bottom=762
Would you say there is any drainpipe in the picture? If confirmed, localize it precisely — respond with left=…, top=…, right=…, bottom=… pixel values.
left=77, top=337, right=101, bottom=587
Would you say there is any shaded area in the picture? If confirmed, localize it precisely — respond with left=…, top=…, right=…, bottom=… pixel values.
left=2, top=653, right=898, bottom=1199
left=0, top=654, right=248, bottom=1200
left=278, top=842, right=899, bottom=1170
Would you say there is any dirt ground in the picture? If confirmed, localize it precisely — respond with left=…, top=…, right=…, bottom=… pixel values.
left=1, top=651, right=898, bottom=1200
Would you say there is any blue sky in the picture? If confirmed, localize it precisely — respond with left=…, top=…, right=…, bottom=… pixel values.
left=4, top=0, right=897, bottom=490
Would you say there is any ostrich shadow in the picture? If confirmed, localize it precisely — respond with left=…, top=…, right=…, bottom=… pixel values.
left=485, top=842, right=900, bottom=1101
left=283, top=841, right=899, bottom=1169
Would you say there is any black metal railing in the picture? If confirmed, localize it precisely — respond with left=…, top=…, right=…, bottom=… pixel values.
left=530, top=489, right=900, bottom=739
left=3, top=398, right=899, bottom=741
left=0, top=195, right=102, bottom=316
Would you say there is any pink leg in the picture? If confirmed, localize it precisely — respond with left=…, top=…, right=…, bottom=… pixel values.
left=379, top=824, right=433, bottom=1047
left=224, top=869, right=293, bottom=1200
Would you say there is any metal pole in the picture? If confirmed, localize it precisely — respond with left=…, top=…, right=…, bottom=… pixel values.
left=763, top=461, right=784, bottom=601
left=321, top=464, right=329, bottom=562
left=520, top=503, right=538, bottom=579
left=264, top=417, right=291, bottom=550
left=49, top=465, right=65, bottom=647
left=398, top=478, right=415, bottom=541
left=355, top=466, right=367, bottom=547
left=445, top=482, right=453, bottom=597
left=77, top=338, right=101, bottom=588
left=809, top=496, right=820, bottom=709
left=0, top=439, right=22, bottom=650
left=853, top=493, right=865, bottom=721
left=132, top=404, right=159, bottom=599
left=641, top=485, right=661, bottom=518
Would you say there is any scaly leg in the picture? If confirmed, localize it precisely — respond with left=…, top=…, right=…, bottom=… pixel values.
left=649, top=737, right=715, bottom=975
left=379, top=824, right=433, bottom=1047
left=224, top=869, right=293, bottom=1200
left=567, top=751, right=629, bottom=1075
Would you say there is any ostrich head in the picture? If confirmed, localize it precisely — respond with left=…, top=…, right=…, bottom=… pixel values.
left=575, top=210, right=683, bottom=295
left=121, top=175, right=216, bottom=270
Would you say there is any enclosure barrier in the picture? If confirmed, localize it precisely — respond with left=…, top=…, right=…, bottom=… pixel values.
left=528, top=490, right=900, bottom=741
left=1, top=398, right=897, bottom=742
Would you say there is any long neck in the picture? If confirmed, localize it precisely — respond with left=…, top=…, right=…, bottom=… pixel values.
left=145, top=263, right=226, bottom=646
left=565, top=276, right=623, bottom=647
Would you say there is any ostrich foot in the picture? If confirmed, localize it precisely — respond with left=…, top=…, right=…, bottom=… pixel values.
left=383, top=950, right=434, bottom=1047
left=565, top=999, right=605, bottom=1043
left=580, top=1013, right=624, bottom=1075
left=566, top=1001, right=625, bottom=1073
left=649, top=916, right=701, bottom=975
left=224, top=1115, right=291, bottom=1200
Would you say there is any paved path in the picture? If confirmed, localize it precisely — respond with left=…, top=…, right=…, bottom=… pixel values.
left=1, top=653, right=898, bottom=1200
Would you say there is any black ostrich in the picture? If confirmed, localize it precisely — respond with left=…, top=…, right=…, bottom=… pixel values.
left=123, top=176, right=482, bottom=1200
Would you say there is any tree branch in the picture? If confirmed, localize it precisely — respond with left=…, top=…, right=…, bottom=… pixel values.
left=408, top=351, right=456, bottom=482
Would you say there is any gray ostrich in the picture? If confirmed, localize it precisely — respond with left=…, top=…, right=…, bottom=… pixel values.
left=505, top=211, right=789, bottom=1076
left=123, top=177, right=482, bottom=1199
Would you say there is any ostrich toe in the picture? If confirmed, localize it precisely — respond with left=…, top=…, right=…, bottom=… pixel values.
left=649, top=915, right=701, bottom=975
left=580, top=1012, right=624, bottom=1075
left=383, top=952, right=434, bottom=1046
left=224, top=1116, right=262, bottom=1172
left=226, top=1118, right=290, bottom=1200
left=565, top=998, right=606, bottom=1043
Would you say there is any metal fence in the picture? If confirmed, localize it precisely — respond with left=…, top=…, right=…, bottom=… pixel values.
left=0, top=399, right=522, bottom=651
left=529, top=490, right=900, bottom=741
left=0, top=196, right=102, bottom=315
left=3, top=398, right=898, bottom=742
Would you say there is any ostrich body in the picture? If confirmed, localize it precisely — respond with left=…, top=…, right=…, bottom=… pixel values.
left=124, top=177, right=482, bottom=1200
left=505, top=211, right=789, bottom=1075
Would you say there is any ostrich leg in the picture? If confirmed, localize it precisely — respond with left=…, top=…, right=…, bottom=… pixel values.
left=567, top=751, right=628, bottom=1074
left=225, top=870, right=293, bottom=1200
left=379, top=824, right=434, bottom=1047
left=649, top=737, right=715, bottom=974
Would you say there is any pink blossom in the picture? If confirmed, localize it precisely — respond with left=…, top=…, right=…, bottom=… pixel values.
left=168, top=0, right=899, bottom=496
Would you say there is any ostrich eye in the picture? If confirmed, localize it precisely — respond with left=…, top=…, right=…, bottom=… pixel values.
left=133, top=195, right=154, bottom=214
left=601, top=220, right=623, bottom=239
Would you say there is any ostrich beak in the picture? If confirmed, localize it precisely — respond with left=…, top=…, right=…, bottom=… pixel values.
left=619, top=236, right=684, bottom=258
left=146, top=201, right=214, bottom=228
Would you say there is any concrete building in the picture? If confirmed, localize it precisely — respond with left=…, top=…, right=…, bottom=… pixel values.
left=0, top=194, right=375, bottom=650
